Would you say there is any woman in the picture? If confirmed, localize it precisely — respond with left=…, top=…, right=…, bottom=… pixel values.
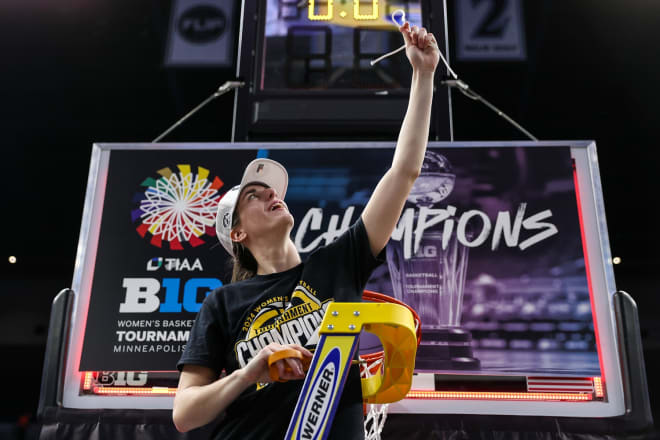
left=173, top=22, right=440, bottom=439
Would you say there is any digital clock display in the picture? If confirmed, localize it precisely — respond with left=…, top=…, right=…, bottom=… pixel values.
left=308, top=0, right=380, bottom=21
left=263, top=0, right=421, bottom=91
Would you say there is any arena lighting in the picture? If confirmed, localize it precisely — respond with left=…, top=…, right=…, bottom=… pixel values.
left=406, top=391, right=593, bottom=402
left=612, top=257, right=621, bottom=265
left=8, top=256, right=16, bottom=264
left=593, top=377, right=605, bottom=398
left=82, top=372, right=93, bottom=390
left=91, top=387, right=177, bottom=396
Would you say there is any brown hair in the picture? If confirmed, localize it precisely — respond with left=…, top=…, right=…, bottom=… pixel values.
left=230, top=212, right=258, bottom=283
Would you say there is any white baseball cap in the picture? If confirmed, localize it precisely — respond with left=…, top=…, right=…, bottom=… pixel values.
left=215, top=158, right=288, bottom=256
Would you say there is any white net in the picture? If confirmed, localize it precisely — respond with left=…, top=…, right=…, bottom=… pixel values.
left=361, top=357, right=389, bottom=440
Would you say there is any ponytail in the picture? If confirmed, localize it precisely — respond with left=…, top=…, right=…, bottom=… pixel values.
left=231, top=242, right=258, bottom=282
left=229, top=213, right=258, bottom=282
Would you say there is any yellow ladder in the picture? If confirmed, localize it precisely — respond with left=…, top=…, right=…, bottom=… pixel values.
left=284, top=301, right=417, bottom=439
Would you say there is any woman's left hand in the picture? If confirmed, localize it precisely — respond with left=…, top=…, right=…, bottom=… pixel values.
left=399, top=22, right=440, bottom=73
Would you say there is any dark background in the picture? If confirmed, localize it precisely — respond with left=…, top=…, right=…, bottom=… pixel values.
left=1, top=0, right=658, bottom=436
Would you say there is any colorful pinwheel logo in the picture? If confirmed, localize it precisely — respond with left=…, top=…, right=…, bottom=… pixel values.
left=132, top=165, right=224, bottom=250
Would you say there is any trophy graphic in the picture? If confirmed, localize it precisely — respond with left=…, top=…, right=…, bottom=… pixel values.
left=386, top=151, right=480, bottom=370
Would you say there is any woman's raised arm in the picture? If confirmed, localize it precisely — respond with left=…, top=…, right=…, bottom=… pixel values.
left=361, top=22, right=440, bottom=256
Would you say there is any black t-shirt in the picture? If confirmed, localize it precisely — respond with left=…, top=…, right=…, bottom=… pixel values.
left=177, top=218, right=383, bottom=439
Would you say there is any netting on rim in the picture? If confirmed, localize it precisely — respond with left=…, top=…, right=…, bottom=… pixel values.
left=361, top=357, right=389, bottom=440
left=359, top=290, right=422, bottom=440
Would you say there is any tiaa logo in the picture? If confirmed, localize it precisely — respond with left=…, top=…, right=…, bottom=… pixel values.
left=146, top=257, right=203, bottom=272
left=298, top=348, right=340, bottom=440
left=178, top=5, right=227, bottom=43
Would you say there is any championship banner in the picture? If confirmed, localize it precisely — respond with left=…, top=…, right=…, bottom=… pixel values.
left=164, top=0, right=235, bottom=67
left=77, top=143, right=600, bottom=381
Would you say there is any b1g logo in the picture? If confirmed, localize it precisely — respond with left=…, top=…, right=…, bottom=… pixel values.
left=119, top=277, right=222, bottom=314
left=94, top=371, right=148, bottom=387
left=131, top=165, right=224, bottom=250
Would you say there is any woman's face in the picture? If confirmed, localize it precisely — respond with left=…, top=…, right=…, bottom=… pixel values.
left=231, top=183, right=294, bottom=246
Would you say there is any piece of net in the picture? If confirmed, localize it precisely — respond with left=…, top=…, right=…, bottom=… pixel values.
left=361, top=356, right=389, bottom=440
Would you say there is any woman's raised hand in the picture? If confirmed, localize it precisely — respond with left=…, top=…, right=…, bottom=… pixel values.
left=399, top=22, right=440, bottom=73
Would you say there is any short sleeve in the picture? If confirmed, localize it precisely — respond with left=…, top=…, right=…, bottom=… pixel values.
left=322, top=216, right=385, bottom=294
left=176, top=293, right=225, bottom=375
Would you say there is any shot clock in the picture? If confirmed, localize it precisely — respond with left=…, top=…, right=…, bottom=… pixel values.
left=302, top=0, right=415, bottom=29
left=232, top=0, right=451, bottom=141
left=307, top=0, right=382, bottom=23
left=263, top=0, right=421, bottom=90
